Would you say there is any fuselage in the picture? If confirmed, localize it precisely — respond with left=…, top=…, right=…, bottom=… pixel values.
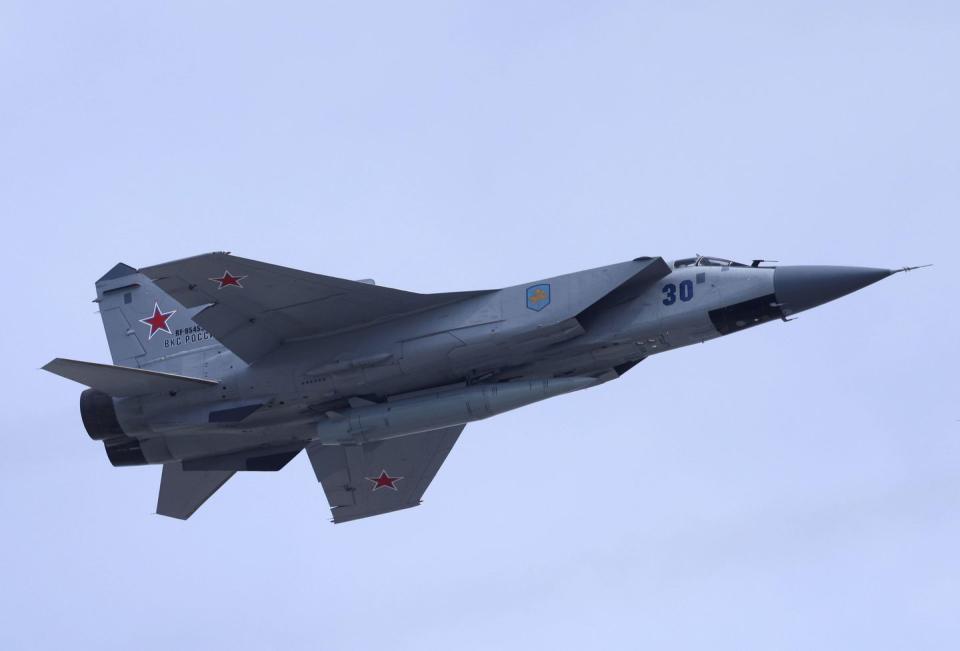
left=106, top=257, right=893, bottom=465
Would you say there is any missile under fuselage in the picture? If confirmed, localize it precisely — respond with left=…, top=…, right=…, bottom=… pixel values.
left=314, top=376, right=601, bottom=444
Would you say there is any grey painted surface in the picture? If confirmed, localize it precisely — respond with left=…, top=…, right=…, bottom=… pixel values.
left=46, top=253, right=898, bottom=522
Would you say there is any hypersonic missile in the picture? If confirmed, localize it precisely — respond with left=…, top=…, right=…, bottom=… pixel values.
left=315, top=376, right=601, bottom=444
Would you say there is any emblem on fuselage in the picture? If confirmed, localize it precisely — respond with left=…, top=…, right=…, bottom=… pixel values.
left=526, top=284, right=551, bottom=311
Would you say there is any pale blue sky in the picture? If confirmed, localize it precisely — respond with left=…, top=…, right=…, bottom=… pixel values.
left=1, top=2, right=958, bottom=649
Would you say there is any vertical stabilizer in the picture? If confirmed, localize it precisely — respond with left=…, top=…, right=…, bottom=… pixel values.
left=95, top=263, right=225, bottom=374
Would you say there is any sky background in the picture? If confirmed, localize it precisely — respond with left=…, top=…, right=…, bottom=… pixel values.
left=1, top=2, right=958, bottom=649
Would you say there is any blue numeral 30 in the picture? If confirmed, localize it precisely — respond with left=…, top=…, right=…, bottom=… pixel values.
left=662, top=281, right=694, bottom=305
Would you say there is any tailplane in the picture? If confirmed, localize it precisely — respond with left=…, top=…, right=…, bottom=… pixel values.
left=42, top=358, right=218, bottom=397
left=157, top=463, right=235, bottom=520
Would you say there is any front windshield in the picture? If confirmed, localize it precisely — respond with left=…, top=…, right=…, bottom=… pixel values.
left=674, top=255, right=749, bottom=268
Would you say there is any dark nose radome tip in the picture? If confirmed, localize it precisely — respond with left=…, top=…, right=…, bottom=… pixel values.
left=774, top=265, right=893, bottom=316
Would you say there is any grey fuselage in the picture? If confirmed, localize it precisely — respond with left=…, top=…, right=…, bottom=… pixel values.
left=109, top=258, right=887, bottom=465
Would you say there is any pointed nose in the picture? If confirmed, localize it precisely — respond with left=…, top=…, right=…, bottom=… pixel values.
left=774, top=265, right=893, bottom=316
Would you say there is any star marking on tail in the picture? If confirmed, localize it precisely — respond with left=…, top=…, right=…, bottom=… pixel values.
left=366, top=470, right=404, bottom=491
left=209, top=270, right=247, bottom=289
left=139, top=303, right=176, bottom=339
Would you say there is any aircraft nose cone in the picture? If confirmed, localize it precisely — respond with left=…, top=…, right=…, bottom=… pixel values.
left=774, top=265, right=893, bottom=316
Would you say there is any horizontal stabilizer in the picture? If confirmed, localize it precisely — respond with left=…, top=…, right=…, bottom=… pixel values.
left=43, top=358, right=219, bottom=397
left=157, top=462, right=235, bottom=520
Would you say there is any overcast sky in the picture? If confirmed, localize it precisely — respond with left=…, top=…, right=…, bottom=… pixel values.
left=1, top=2, right=958, bottom=649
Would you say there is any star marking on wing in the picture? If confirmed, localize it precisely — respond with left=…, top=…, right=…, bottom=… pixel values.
left=209, top=270, right=247, bottom=289
left=139, top=303, right=176, bottom=339
left=366, top=470, right=404, bottom=491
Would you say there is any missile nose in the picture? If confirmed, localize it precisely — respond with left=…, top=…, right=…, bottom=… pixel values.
left=774, top=265, right=894, bottom=316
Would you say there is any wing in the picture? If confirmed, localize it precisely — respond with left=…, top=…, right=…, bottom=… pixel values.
left=139, top=252, right=488, bottom=363
left=307, top=425, right=464, bottom=523
left=156, top=462, right=235, bottom=520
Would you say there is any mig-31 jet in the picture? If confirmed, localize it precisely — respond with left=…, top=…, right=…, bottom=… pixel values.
left=44, top=253, right=921, bottom=522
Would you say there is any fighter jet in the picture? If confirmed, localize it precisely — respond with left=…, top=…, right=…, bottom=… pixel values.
left=43, top=253, right=920, bottom=522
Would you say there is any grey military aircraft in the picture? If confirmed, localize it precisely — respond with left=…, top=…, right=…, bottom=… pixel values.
left=44, top=253, right=920, bottom=522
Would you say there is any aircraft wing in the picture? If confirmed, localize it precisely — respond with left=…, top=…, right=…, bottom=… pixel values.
left=306, top=425, right=464, bottom=523
left=139, top=252, right=488, bottom=363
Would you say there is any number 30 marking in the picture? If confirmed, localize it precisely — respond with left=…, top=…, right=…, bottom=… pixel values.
left=662, top=280, right=694, bottom=305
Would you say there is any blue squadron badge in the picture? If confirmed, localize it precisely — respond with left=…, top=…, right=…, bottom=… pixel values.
left=526, top=284, right=551, bottom=311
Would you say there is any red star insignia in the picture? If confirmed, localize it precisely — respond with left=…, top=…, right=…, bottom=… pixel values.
left=366, top=470, right=404, bottom=491
left=139, top=303, right=176, bottom=339
left=209, top=270, right=247, bottom=289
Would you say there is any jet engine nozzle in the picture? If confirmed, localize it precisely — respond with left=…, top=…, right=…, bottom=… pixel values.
left=774, top=265, right=893, bottom=316
left=79, top=389, right=147, bottom=466
left=80, top=389, right=125, bottom=441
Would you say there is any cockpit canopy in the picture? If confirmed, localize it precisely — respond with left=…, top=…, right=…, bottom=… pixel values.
left=674, top=255, right=750, bottom=268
